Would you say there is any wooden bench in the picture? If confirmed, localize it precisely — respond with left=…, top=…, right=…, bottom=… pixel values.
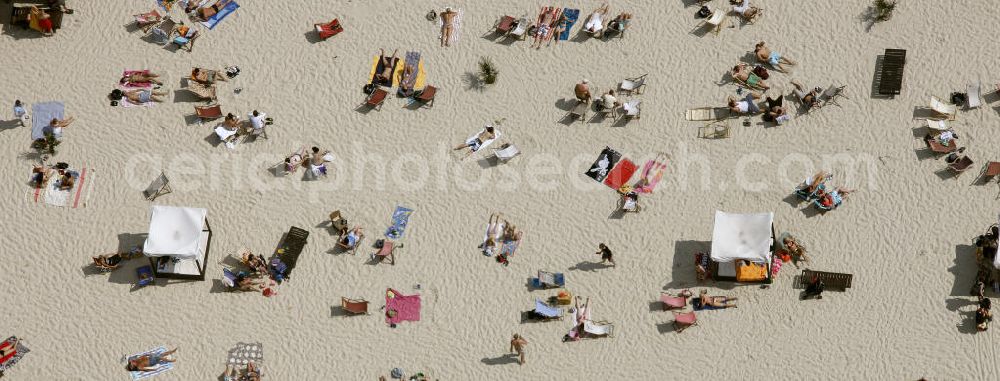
left=799, top=269, right=853, bottom=291
left=877, top=49, right=906, bottom=96
left=279, top=226, right=309, bottom=278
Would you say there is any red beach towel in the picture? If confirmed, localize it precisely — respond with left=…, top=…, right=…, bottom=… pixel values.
left=604, top=159, right=637, bottom=190
left=385, top=288, right=421, bottom=325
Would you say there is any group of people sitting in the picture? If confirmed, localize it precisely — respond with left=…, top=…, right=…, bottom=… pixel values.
left=574, top=79, right=624, bottom=114
left=794, top=171, right=853, bottom=211
left=483, top=213, right=523, bottom=265
left=581, top=3, right=631, bottom=38
left=284, top=146, right=334, bottom=177
left=221, top=361, right=261, bottom=381
left=228, top=249, right=273, bottom=292
left=215, top=110, right=269, bottom=147
left=26, top=0, right=71, bottom=37
left=29, top=161, right=75, bottom=190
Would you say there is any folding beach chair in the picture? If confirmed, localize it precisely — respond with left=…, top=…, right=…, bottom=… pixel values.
left=532, top=270, right=565, bottom=289
left=948, top=156, right=974, bottom=177
left=528, top=299, right=563, bottom=321
left=619, top=74, right=647, bottom=95
left=415, top=86, right=437, bottom=108
left=582, top=320, right=615, bottom=338
left=700, top=10, right=727, bottom=36
left=143, top=172, right=172, bottom=201
left=365, top=88, right=388, bottom=110
left=661, top=291, right=691, bottom=310
left=341, top=297, right=369, bottom=315
left=620, top=100, right=641, bottom=121
left=150, top=17, right=177, bottom=45
left=372, top=240, right=395, bottom=265
left=194, top=104, right=223, bottom=121
left=981, top=162, right=1000, bottom=183
left=173, top=30, right=200, bottom=52
left=136, top=265, right=154, bottom=287
left=314, top=19, right=343, bottom=40
left=494, top=15, right=516, bottom=35
left=328, top=210, right=348, bottom=235
left=493, top=143, right=521, bottom=163
left=968, top=82, right=982, bottom=109
left=135, top=9, right=163, bottom=33
left=928, top=96, right=957, bottom=120
left=567, top=100, right=588, bottom=121
left=510, top=17, right=529, bottom=40
left=819, top=85, right=847, bottom=107
left=672, top=311, right=698, bottom=333
left=924, top=134, right=957, bottom=154
left=184, top=81, right=217, bottom=101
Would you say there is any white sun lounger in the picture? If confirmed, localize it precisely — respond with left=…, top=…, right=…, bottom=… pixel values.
left=493, top=143, right=521, bottom=163
left=619, top=74, right=647, bottom=95
left=929, top=96, right=957, bottom=120
left=967, top=82, right=982, bottom=109
left=583, top=320, right=615, bottom=337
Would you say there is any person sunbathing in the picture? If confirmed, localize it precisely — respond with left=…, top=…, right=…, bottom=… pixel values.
left=814, top=187, right=852, bottom=209
left=697, top=289, right=738, bottom=308
left=374, top=49, right=398, bottom=85
left=397, top=64, right=417, bottom=97
left=503, top=223, right=522, bottom=242
left=530, top=7, right=562, bottom=49
left=553, top=13, right=569, bottom=45
left=762, top=95, right=789, bottom=124
left=48, top=116, right=75, bottom=139
left=339, top=226, right=365, bottom=249
left=127, top=347, right=178, bottom=372
left=781, top=234, right=810, bottom=267
left=93, top=253, right=124, bottom=269
left=634, top=154, right=668, bottom=194
left=241, top=251, right=269, bottom=275
left=732, top=63, right=769, bottom=90
left=727, top=92, right=762, bottom=114
left=440, top=7, right=458, bottom=47
left=484, top=213, right=503, bottom=256
left=575, top=79, right=592, bottom=103
left=56, top=172, right=75, bottom=190
left=30, top=165, right=53, bottom=188
left=583, top=3, right=611, bottom=36
left=285, top=146, right=307, bottom=172
left=309, top=146, right=333, bottom=175
left=30, top=6, right=54, bottom=36
left=732, top=0, right=760, bottom=22
left=607, top=13, right=632, bottom=35
left=196, top=0, right=234, bottom=20
left=123, top=88, right=168, bottom=104
left=755, top=41, right=796, bottom=73
left=797, top=171, right=831, bottom=196
left=120, top=71, right=163, bottom=86
left=453, top=126, right=496, bottom=158
left=222, top=113, right=240, bottom=129
left=191, top=68, right=228, bottom=84
left=791, top=80, right=821, bottom=109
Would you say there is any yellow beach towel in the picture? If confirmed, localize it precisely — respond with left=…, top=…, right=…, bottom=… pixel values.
left=368, top=56, right=403, bottom=87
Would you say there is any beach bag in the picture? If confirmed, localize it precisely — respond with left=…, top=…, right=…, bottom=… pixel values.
left=110, top=89, right=123, bottom=101
left=374, top=239, right=384, bottom=249
left=363, top=83, right=375, bottom=95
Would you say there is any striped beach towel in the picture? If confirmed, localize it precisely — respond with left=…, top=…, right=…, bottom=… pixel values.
left=126, top=347, right=174, bottom=380
left=41, top=167, right=91, bottom=208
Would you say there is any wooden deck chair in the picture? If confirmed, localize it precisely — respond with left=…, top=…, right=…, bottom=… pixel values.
left=567, top=100, right=588, bottom=121
left=365, top=88, right=388, bottom=110
left=620, top=100, right=641, bottom=121
left=981, top=162, right=1000, bottom=182
left=877, top=49, right=906, bottom=96
left=134, top=9, right=162, bottom=33
left=929, top=96, right=957, bottom=120
left=949, top=156, right=974, bottom=177
left=494, top=15, right=516, bottom=35
left=673, top=311, right=697, bottom=333
left=415, top=86, right=437, bottom=108
left=493, top=143, right=521, bottom=163
left=700, top=10, right=727, bottom=36
left=819, top=85, right=847, bottom=107
left=314, top=19, right=343, bottom=40
left=185, top=81, right=217, bottom=101
left=968, top=82, right=982, bottom=109
left=698, top=120, right=731, bottom=139
left=619, top=74, right=647, bottom=95
left=143, top=172, right=171, bottom=201
left=194, top=104, right=223, bottom=120
left=150, top=17, right=176, bottom=45
left=800, top=269, right=853, bottom=291
left=686, top=107, right=731, bottom=121
left=372, top=240, right=395, bottom=265
left=341, top=297, right=369, bottom=315
left=925, top=135, right=957, bottom=154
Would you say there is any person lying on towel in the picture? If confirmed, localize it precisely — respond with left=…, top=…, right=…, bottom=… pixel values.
left=696, top=289, right=738, bottom=309
left=374, top=49, right=398, bottom=86
left=190, top=0, right=235, bottom=20
left=453, top=126, right=496, bottom=157
left=191, top=68, right=228, bottom=84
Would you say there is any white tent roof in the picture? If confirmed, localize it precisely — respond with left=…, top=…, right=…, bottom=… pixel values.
left=710, top=211, right=774, bottom=264
left=994, top=213, right=1000, bottom=269
left=143, top=206, right=208, bottom=259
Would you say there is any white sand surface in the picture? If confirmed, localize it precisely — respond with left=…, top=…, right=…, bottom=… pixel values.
left=2, top=0, right=999, bottom=379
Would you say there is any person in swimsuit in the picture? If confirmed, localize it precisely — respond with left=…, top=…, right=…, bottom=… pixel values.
left=698, top=289, right=738, bottom=308
left=732, top=63, right=769, bottom=90
left=791, top=80, right=822, bottom=109
left=727, top=92, right=762, bottom=114
left=732, top=0, right=760, bottom=21
left=191, top=68, right=228, bottom=84
left=575, top=79, right=592, bottom=103
left=120, top=71, right=163, bottom=86
left=126, top=347, right=178, bottom=372
left=762, top=95, right=789, bottom=124
left=47, top=116, right=75, bottom=139
left=30, top=6, right=54, bottom=36
left=607, top=13, right=632, bottom=35
left=552, top=13, right=569, bottom=45
left=284, top=146, right=307, bottom=172
left=374, top=49, right=398, bottom=85
left=440, top=7, right=458, bottom=47
left=530, top=7, right=561, bottom=49
left=197, top=0, right=234, bottom=20
left=596, top=243, right=616, bottom=266
left=340, top=226, right=365, bottom=249
left=780, top=233, right=810, bottom=267
left=309, top=146, right=333, bottom=175
left=453, top=126, right=496, bottom=157
left=755, top=41, right=796, bottom=73
left=123, top=88, right=168, bottom=103
left=509, top=334, right=528, bottom=365
left=397, top=63, right=417, bottom=97
left=583, top=3, right=610, bottom=36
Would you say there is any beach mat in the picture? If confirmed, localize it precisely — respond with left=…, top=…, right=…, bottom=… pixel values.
left=201, top=0, right=240, bottom=30
left=398, top=51, right=427, bottom=91
left=126, top=346, right=174, bottom=380
left=385, top=288, right=421, bottom=325
left=226, top=342, right=263, bottom=366
left=585, top=147, right=622, bottom=183
left=385, top=206, right=414, bottom=240
left=369, top=55, right=401, bottom=87
left=42, top=167, right=91, bottom=208
left=686, top=107, right=731, bottom=121
left=559, top=9, right=580, bottom=40
left=31, top=101, right=63, bottom=140
left=0, top=337, right=29, bottom=373
left=604, top=159, right=637, bottom=190
left=437, top=8, right=463, bottom=45
left=499, top=235, right=521, bottom=257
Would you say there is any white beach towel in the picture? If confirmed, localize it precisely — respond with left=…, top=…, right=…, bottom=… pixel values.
left=438, top=8, right=463, bottom=45
left=44, top=168, right=89, bottom=208
left=465, top=127, right=501, bottom=153
left=226, top=342, right=264, bottom=366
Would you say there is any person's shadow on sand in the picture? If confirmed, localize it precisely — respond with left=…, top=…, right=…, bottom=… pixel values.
left=480, top=354, right=520, bottom=366
left=569, top=260, right=612, bottom=272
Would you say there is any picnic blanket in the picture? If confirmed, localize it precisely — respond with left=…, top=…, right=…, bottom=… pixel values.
left=437, top=8, right=463, bottom=46
left=385, top=206, right=414, bottom=239
left=558, top=9, right=580, bottom=40
left=634, top=160, right=666, bottom=194
left=0, top=337, right=28, bottom=374
left=385, top=288, right=421, bottom=325
left=604, top=158, right=637, bottom=190
left=201, top=0, right=240, bottom=30
left=41, top=167, right=90, bottom=208
left=125, top=346, right=174, bottom=380
left=369, top=55, right=402, bottom=87
left=398, top=51, right=427, bottom=91
left=226, top=342, right=263, bottom=366
left=31, top=101, right=63, bottom=140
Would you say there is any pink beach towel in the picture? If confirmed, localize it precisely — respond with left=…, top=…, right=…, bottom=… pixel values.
left=385, top=288, right=421, bottom=325
left=634, top=160, right=666, bottom=194
left=121, top=70, right=153, bottom=89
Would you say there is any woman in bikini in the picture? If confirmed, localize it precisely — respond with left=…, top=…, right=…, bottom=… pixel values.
left=120, top=71, right=163, bottom=86
left=126, top=348, right=178, bottom=372
left=123, top=88, right=168, bottom=103
left=732, top=63, right=769, bottom=90
left=374, top=49, right=398, bottom=86
left=697, top=289, right=738, bottom=308
left=191, top=68, right=228, bottom=84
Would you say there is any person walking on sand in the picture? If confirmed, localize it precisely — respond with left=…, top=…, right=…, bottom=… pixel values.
left=440, top=7, right=458, bottom=47
left=596, top=243, right=615, bottom=266
left=509, top=334, right=527, bottom=365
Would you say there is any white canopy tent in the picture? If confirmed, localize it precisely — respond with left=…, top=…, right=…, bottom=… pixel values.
left=710, top=211, right=775, bottom=281
left=143, top=205, right=212, bottom=280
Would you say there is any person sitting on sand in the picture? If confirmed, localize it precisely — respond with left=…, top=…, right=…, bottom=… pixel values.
left=697, top=289, right=738, bottom=309
left=56, top=171, right=75, bottom=190
left=727, top=92, right=762, bottom=115
left=339, top=226, right=364, bottom=250
left=453, top=126, right=496, bottom=158
left=309, top=146, right=333, bottom=176
left=440, top=7, right=458, bottom=47
left=191, top=68, right=228, bottom=84
left=48, top=116, right=75, bottom=139
left=120, top=71, right=163, bottom=86
left=797, top=171, right=830, bottom=196
left=780, top=233, right=810, bottom=267
left=503, top=223, right=522, bottom=242
left=732, top=63, right=769, bottom=90
left=583, top=3, right=611, bottom=36
left=791, top=80, right=822, bottom=109
left=222, top=113, right=240, bottom=130
left=30, top=164, right=53, bottom=188
left=755, top=41, right=796, bottom=73
left=241, top=251, right=269, bottom=275
left=575, top=79, right=592, bottom=103
left=30, top=6, right=54, bottom=36
left=761, top=95, right=789, bottom=124
left=374, top=49, right=398, bottom=85
left=127, top=347, right=178, bottom=372
left=123, top=88, right=168, bottom=104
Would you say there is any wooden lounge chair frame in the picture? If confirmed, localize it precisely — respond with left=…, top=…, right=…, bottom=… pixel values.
left=799, top=269, right=853, bottom=291
left=619, top=74, right=647, bottom=95
left=698, top=120, right=731, bottom=139
left=341, top=297, right=369, bottom=315
left=567, top=100, right=588, bottom=121
left=980, top=161, right=1000, bottom=183
left=194, top=104, right=223, bottom=120
left=365, top=88, right=388, bottom=110
left=877, top=49, right=906, bottom=96
left=415, top=86, right=437, bottom=108
left=279, top=226, right=310, bottom=278
left=143, top=172, right=172, bottom=201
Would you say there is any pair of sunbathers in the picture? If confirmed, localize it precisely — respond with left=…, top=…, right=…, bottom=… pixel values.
left=768, top=52, right=781, bottom=65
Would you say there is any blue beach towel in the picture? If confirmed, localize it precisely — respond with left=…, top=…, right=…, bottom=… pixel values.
left=31, top=101, right=63, bottom=140
left=558, top=9, right=580, bottom=40
left=126, top=346, right=174, bottom=380
left=201, top=1, right=240, bottom=30
left=692, top=298, right=722, bottom=311
left=385, top=206, right=414, bottom=240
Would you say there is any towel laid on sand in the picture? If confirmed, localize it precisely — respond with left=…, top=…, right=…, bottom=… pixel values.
left=126, top=346, right=174, bottom=380
left=201, top=0, right=240, bottom=30
left=385, top=288, right=421, bottom=325
left=226, top=342, right=263, bottom=366
left=30, top=101, right=63, bottom=140
left=585, top=147, right=622, bottom=183
left=558, top=9, right=580, bottom=40
left=385, top=206, right=414, bottom=240
left=603, top=158, right=637, bottom=190
left=0, top=337, right=29, bottom=373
